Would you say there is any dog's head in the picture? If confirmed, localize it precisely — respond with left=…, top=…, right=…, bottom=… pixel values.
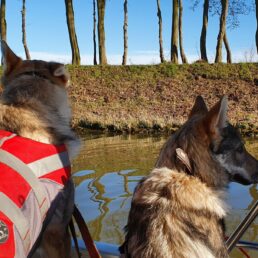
left=1, top=40, right=70, bottom=88
left=0, top=41, right=80, bottom=156
left=0, top=41, right=73, bottom=126
left=156, top=96, right=258, bottom=187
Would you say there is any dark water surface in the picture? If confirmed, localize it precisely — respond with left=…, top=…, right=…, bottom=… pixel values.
left=72, top=134, right=258, bottom=257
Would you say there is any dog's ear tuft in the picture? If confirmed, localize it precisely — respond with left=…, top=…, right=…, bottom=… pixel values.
left=189, top=95, right=208, bottom=118
left=203, top=96, right=228, bottom=143
left=49, top=63, right=70, bottom=86
left=1, top=40, right=22, bottom=74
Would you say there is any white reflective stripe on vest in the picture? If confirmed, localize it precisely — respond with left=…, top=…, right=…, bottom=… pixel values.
left=0, top=193, right=31, bottom=253
left=0, top=134, right=16, bottom=147
left=0, top=149, right=50, bottom=219
left=28, top=151, right=70, bottom=177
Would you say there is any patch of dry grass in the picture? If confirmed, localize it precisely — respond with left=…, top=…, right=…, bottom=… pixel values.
left=67, top=63, right=257, bottom=136
left=0, top=63, right=257, bottom=136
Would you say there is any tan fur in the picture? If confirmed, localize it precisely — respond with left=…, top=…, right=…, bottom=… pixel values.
left=133, top=167, right=228, bottom=218
left=123, top=96, right=258, bottom=257
left=124, top=168, right=228, bottom=258
left=0, top=41, right=80, bottom=258
left=121, top=96, right=236, bottom=258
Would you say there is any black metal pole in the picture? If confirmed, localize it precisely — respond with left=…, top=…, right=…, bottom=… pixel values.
left=226, top=201, right=258, bottom=253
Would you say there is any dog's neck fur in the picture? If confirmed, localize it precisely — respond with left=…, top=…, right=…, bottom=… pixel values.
left=0, top=100, right=79, bottom=159
left=0, top=102, right=52, bottom=143
left=0, top=63, right=80, bottom=159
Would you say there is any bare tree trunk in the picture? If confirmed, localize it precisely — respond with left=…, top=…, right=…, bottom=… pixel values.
left=223, top=32, right=232, bottom=63
left=171, top=0, right=179, bottom=63
left=122, top=0, right=128, bottom=65
left=255, top=0, right=258, bottom=53
left=97, top=0, right=107, bottom=65
left=157, top=0, right=165, bottom=63
left=178, top=0, right=188, bottom=64
left=215, top=0, right=228, bottom=63
left=65, top=0, right=80, bottom=65
left=0, top=0, right=6, bottom=41
left=93, top=0, right=97, bottom=65
left=21, top=0, right=30, bottom=60
left=200, top=0, right=209, bottom=62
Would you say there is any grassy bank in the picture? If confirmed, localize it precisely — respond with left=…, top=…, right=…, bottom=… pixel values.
left=68, top=63, right=258, bottom=136
left=0, top=63, right=257, bottom=136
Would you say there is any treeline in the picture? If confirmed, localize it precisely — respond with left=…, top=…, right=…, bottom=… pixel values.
left=0, top=0, right=258, bottom=65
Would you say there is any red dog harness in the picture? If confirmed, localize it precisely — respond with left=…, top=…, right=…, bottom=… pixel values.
left=0, top=130, right=71, bottom=258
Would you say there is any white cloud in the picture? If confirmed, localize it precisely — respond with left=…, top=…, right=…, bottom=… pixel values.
left=18, top=51, right=198, bottom=65
left=18, top=51, right=164, bottom=65
left=13, top=48, right=258, bottom=65
left=18, top=52, right=73, bottom=64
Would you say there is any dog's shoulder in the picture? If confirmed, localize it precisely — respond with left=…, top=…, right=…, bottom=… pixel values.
left=133, top=167, right=228, bottom=218
left=0, top=41, right=80, bottom=157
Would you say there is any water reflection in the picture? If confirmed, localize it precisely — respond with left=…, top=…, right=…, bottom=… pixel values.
left=72, top=134, right=258, bottom=257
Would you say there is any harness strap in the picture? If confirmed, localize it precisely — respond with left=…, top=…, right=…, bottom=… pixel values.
left=0, top=193, right=30, bottom=253
left=69, top=219, right=81, bottom=258
left=73, top=205, right=102, bottom=258
left=0, top=149, right=50, bottom=219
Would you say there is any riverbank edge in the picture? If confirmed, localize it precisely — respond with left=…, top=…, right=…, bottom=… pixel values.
left=67, top=63, right=257, bottom=137
left=73, top=122, right=257, bottom=138
left=0, top=63, right=257, bottom=137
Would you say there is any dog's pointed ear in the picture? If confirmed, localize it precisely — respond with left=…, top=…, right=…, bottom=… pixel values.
left=49, top=62, right=70, bottom=87
left=189, top=96, right=208, bottom=118
left=1, top=40, right=22, bottom=74
left=203, top=96, right=228, bottom=143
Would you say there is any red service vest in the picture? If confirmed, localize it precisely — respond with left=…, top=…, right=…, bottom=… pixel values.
left=0, top=130, right=71, bottom=258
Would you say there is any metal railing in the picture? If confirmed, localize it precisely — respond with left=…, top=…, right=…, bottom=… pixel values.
left=226, top=201, right=258, bottom=253
left=73, top=201, right=258, bottom=257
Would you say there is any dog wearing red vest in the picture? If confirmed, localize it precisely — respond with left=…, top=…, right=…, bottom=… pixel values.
left=0, top=41, right=80, bottom=258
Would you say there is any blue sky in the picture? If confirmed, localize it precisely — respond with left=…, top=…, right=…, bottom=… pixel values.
left=3, top=0, right=257, bottom=64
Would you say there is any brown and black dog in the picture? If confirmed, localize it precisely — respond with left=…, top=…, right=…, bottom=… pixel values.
left=120, top=96, right=258, bottom=258
left=0, top=41, right=80, bottom=258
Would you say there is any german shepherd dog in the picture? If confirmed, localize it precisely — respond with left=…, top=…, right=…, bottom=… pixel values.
left=0, top=41, right=80, bottom=258
left=120, top=96, right=258, bottom=258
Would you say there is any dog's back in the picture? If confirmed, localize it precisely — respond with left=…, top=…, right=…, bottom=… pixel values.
left=121, top=96, right=258, bottom=258
left=123, top=167, right=228, bottom=258
left=0, top=41, right=80, bottom=258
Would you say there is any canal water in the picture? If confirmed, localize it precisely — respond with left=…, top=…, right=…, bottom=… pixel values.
left=72, top=133, right=258, bottom=257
